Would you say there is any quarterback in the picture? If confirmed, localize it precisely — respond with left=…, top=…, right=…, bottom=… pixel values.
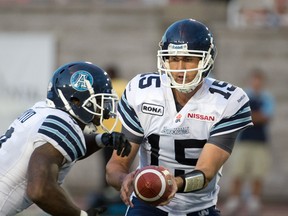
left=106, top=19, right=253, bottom=216
left=0, top=62, right=131, bottom=216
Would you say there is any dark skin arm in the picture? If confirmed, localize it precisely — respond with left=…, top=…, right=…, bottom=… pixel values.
left=26, top=143, right=82, bottom=216
left=80, top=134, right=102, bottom=160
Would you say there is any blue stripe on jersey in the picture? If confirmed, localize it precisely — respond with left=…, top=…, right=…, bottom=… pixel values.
left=38, top=115, right=85, bottom=161
left=210, top=102, right=252, bottom=136
left=118, top=90, right=144, bottom=134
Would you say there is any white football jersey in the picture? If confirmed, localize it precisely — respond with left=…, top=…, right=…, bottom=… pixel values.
left=118, top=73, right=252, bottom=214
left=0, top=101, right=86, bottom=216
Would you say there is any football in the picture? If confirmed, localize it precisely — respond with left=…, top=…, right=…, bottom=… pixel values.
left=133, top=165, right=174, bottom=206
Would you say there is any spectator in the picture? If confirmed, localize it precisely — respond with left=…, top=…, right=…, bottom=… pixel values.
left=274, top=0, right=288, bottom=26
left=227, top=0, right=278, bottom=28
left=223, top=68, right=275, bottom=216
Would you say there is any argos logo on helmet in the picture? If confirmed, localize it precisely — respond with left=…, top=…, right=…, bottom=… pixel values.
left=141, top=103, right=164, bottom=116
left=70, top=70, right=94, bottom=92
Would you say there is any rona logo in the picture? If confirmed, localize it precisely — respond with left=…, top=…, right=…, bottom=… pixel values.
left=141, top=103, right=164, bottom=116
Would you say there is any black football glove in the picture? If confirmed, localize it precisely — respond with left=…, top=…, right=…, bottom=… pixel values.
left=101, top=132, right=131, bottom=157
left=85, top=206, right=107, bottom=216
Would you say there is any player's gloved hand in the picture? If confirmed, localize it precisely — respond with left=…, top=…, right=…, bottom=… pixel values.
left=84, top=206, right=107, bottom=216
left=99, top=132, right=131, bottom=157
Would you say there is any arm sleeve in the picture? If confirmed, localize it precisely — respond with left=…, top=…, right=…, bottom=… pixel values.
left=37, top=115, right=86, bottom=162
left=208, top=87, right=253, bottom=153
left=117, top=81, right=144, bottom=136
left=121, top=126, right=143, bottom=145
left=208, top=130, right=239, bottom=154
left=210, top=92, right=253, bottom=137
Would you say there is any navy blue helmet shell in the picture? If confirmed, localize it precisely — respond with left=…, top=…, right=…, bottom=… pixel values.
left=47, top=61, right=115, bottom=124
left=160, top=18, right=217, bottom=62
left=157, top=19, right=217, bottom=93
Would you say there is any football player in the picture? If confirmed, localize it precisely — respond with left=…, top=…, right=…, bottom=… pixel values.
left=0, top=62, right=131, bottom=216
left=106, top=19, right=253, bottom=216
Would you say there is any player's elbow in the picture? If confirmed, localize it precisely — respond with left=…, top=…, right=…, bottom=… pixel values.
left=26, top=182, right=49, bottom=204
left=105, top=163, right=118, bottom=190
left=106, top=160, right=127, bottom=191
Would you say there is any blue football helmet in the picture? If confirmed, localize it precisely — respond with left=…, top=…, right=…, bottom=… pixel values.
left=157, top=19, right=217, bottom=93
left=46, top=61, right=118, bottom=132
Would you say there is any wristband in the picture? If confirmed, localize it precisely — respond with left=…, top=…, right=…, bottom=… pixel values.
left=179, top=170, right=206, bottom=193
left=95, top=134, right=105, bottom=148
left=80, top=210, right=88, bottom=216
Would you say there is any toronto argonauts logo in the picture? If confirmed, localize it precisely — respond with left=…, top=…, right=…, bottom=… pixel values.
left=70, top=70, right=94, bottom=91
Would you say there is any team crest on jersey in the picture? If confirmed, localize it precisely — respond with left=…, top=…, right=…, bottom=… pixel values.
left=175, top=113, right=182, bottom=123
left=141, top=103, right=164, bottom=116
left=70, top=70, right=94, bottom=92
left=187, top=112, right=215, bottom=122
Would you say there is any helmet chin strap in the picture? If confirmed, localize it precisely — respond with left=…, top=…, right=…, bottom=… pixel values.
left=57, top=89, right=84, bottom=123
left=170, top=59, right=204, bottom=93
left=175, top=72, right=203, bottom=93
left=85, top=79, right=97, bottom=114
left=58, top=89, right=72, bottom=112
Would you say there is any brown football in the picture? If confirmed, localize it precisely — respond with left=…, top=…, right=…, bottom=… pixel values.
left=133, top=165, right=174, bottom=206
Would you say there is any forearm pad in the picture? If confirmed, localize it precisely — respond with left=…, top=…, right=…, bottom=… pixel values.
left=178, top=170, right=206, bottom=193
left=95, top=134, right=104, bottom=148
left=80, top=210, right=88, bottom=216
left=95, top=133, right=109, bottom=148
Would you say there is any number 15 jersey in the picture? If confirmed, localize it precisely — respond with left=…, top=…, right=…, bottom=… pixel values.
left=118, top=73, right=252, bottom=215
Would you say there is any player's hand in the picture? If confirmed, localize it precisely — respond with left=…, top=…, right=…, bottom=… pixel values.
left=85, top=206, right=107, bottom=216
left=101, top=132, right=131, bottom=157
left=158, top=175, right=178, bottom=206
left=120, top=170, right=138, bottom=207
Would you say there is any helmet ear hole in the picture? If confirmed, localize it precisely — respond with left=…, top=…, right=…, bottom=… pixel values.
left=71, top=97, right=81, bottom=107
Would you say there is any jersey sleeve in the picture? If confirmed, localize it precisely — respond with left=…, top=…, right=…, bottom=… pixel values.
left=37, top=115, right=86, bottom=162
left=117, top=77, right=145, bottom=137
left=210, top=88, right=253, bottom=137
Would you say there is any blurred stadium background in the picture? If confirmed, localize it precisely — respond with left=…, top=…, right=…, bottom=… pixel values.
left=0, top=0, right=287, bottom=215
